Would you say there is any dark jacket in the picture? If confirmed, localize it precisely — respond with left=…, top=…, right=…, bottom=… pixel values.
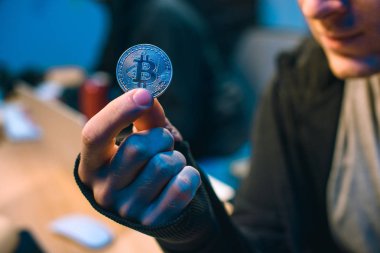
left=75, top=38, right=347, bottom=252
left=231, top=37, right=345, bottom=252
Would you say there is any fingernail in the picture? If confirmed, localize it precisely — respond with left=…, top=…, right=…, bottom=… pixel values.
left=133, top=89, right=153, bottom=108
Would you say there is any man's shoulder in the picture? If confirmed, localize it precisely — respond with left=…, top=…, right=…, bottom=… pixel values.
left=276, top=37, right=330, bottom=86
left=272, top=37, right=342, bottom=103
left=259, top=36, right=344, bottom=122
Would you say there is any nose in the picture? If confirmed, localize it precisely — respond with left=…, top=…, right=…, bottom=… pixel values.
left=298, top=0, right=347, bottom=19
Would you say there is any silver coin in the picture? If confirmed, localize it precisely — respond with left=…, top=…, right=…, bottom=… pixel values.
left=116, top=44, right=173, bottom=98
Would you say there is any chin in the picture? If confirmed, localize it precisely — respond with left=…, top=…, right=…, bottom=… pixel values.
left=326, top=52, right=380, bottom=79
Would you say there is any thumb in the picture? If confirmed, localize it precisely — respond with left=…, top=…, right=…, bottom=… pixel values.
left=132, top=90, right=183, bottom=141
left=133, top=98, right=166, bottom=131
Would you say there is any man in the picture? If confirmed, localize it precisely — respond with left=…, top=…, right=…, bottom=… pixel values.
left=74, top=0, right=380, bottom=252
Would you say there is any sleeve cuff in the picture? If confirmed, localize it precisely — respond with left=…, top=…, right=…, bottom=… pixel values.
left=73, top=141, right=219, bottom=250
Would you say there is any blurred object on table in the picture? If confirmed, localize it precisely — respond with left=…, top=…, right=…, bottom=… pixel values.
left=2, top=102, right=41, bottom=142
left=79, top=72, right=110, bottom=120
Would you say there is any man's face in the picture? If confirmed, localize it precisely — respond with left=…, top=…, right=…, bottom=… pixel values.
left=298, top=0, right=380, bottom=78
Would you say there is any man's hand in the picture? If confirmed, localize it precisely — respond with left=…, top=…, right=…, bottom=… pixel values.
left=78, top=89, right=201, bottom=226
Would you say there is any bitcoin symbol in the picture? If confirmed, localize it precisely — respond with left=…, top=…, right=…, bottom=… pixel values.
left=132, top=54, right=157, bottom=88
left=116, top=44, right=172, bottom=97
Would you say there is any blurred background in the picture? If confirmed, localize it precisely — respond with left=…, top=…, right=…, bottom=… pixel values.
left=0, top=0, right=308, bottom=176
left=0, top=1, right=309, bottom=252
left=0, top=0, right=108, bottom=75
left=0, top=0, right=306, bottom=74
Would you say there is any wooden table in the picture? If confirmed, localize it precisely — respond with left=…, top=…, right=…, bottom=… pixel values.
left=0, top=85, right=162, bottom=253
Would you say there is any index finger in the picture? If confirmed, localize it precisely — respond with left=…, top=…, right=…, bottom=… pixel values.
left=80, top=88, right=165, bottom=171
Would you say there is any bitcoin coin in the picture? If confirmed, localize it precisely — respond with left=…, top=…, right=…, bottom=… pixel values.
left=116, top=44, right=173, bottom=98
